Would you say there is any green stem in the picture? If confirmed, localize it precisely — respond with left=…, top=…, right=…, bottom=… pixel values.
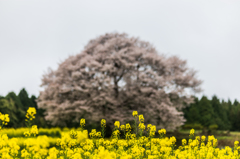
left=135, top=117, right=138, bottom=136
left=101, top=126, right=105, bottom=138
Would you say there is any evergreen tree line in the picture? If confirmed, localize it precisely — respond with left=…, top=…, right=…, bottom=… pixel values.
left=183, top=95, right=240, bottom=131
left=0, top=88, right=46, bottom=128
left=1, top=88, right=240, bottom=131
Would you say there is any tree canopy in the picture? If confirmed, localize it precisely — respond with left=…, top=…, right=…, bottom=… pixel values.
left=37, top=33, right=202, bottom=130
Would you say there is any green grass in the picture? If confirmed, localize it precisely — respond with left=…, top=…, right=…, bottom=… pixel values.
left=230, top=131, right=240, bottom=136
left=216, top=136, right=233, bottom=140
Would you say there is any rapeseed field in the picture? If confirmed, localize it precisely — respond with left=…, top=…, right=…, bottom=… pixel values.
left=0, top=108, right=240, bottom=159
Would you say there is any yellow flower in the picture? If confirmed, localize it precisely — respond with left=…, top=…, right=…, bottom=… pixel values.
left=150, top=125, right=156, bottom=132
left=132, top=111, right=138, bottom=117
left=189, top=129, right=195, bottom=136
left=234, top=141, right=239, bottom=147
left=25, top=107, right=36, bottom=120
left=89, top=129, right=97, bottom=138
left=114, top=121, right=120, bottom=128
left=170, top=136, right=176, bottom=145
left=24, top=131, right=31, bottom=137
left=4, top=114, right=10, bottom=123
left=125, top=123, right=131, bottom=131
left=84, top=151, right=91, bottom=157
left=182, top=139, right=187, bottom=145
left=70, top=130, right=78, bottom=139
left=30, top=125, right=38, bottom=136
left=0, top=113, right=10, bottom=127
left=101, top=119, right=106, bottom=127
left=146, top=150, right=151, bottom=155
left=201, top=135, right=206, bottom=142
left=131, top=134, right=136, bottom=139
left=97, top=132, right=101, bottom=138
left=149, top=131, right=155, bottom=137
left=0, top=113, right=4, bottom=120
left=139, top=114, right=144, bottom=122
left=27, top=107, right=36, bottom=116
left=138, top=123, right=145, bottom=130
left=120, top=125, right=125, bottom=130
left=80, top=118, right=85, bottom=127
left=147, top=124, right=152, bottom=130
left=112, top=130, right=120, bottom=138
left=158, top=129, right=166, bottom=135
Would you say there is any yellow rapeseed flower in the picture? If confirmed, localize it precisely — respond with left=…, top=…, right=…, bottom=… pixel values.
left=147, top=124, right=152, bottom=130
left=114, top=121, right=120, bottom=128
left=201, top=135, right=206, bottom=142
left=0, top=112, right=10, bottom=127
left=4, top=114, right=10, bottom=123
left=96, top=132, right=101, bottom=138
left=182, top=139, right=187, bottom=145
left=80, top=118, right=85, bottom=127
left=139, top=114, right=144, bottom=123
left=30, top=125, right=38, bottom=136
left=138, top=123, right=145, bottom=130
left=120, top=125, right=125, bottom=130
left=132, top=111, right=138, bottom=117
left=125, top=123, right=131, bottom=132
left=189, top=129, right=195, bottom=136
left=158, top=129, right=166, bottom=135
left=70, top=130, right=78, bottom=139
left=26, top=107, right=36, bottom=119
left=101, top=119, right=106, bottom=127
left=235, top=141, right=239, bottom=147
left=150, top=125, right=156, bottom=132
left=3, top=107, right=240, bottom=159
left=89, top=129, right=97, bottom=138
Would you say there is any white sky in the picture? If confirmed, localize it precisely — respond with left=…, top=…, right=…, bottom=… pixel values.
left=0, top=0, right=240, bottom=102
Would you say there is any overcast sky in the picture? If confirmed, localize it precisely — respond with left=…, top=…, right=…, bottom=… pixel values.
left=1, top=0, right=240, bottom=102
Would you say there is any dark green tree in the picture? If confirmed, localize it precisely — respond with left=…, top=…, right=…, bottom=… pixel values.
left=30, top=95, right=38, bottom=110
left=31, top=95, right=48, bottom=127
left=228, top=99, right=232, bottom=106
left=198, top=96, right=215, bottom=128
left=233, top=105, right=240, bottom=131
left=233, top=99, right=239, bottom=106
left=230, top=100, right=240, bottom=131
left=5, top=92, right=26, bottom=127
left=227, top=99, right=237, bottom=130
left=0, top=90, right=49, bottom=128
left=183, top=97, right=201, bottom=124
left=18, top=88, right=34, bottom=111
left=0, top=98, right=18, bottom=127
left=211, top=95, right=230, bottom=130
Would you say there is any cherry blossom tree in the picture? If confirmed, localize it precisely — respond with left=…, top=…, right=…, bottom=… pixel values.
left=37, top=33, right=202, bottom=130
